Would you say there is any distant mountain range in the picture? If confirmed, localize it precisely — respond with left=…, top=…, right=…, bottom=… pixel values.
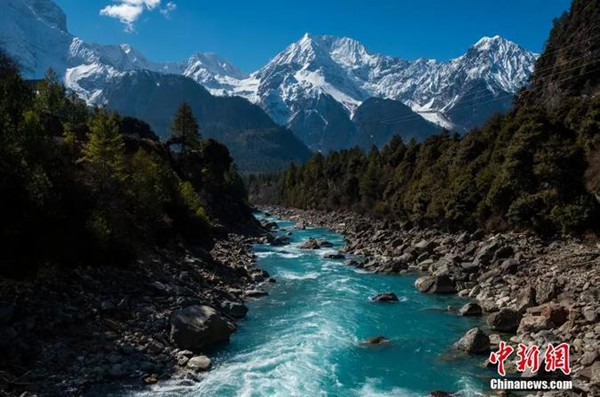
left=1, top=0, right=539, bottom=163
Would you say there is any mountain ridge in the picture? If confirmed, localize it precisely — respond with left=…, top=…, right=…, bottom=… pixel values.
left=1, top=0, right=539, bottom=152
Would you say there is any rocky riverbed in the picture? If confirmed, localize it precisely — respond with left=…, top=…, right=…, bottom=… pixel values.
left=262, top=206, right=600, bottom=396
left=0, top=233, right=271, bottom=396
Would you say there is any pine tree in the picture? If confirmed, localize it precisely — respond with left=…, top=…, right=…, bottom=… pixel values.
left=36, top=69, right=66, bottom=116
left=80, top=110, right=127, bottom=187
left=171, top=102, right=200, bottom=154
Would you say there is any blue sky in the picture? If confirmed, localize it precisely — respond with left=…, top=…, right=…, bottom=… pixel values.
left=54, top=0, right=571, bottom=73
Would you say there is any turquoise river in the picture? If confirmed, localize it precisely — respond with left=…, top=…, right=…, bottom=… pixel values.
left=136, top=214, right=491, bottom=396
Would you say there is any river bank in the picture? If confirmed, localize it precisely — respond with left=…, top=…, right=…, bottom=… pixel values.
left=0, top=231, right=272, bottom=396
left=261, top=206, right=600, bottom=396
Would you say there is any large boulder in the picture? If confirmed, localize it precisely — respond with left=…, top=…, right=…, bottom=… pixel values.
left=299, top=238, right=321, bottom=249
left=323, top=252, right=345, bottom=259
left=459, top=302, right=482, bottom=317
left=317, top=239, right=334, bottom=248
left=371, top=292, right=399, bottom=302
left=415, top=275, right=456, bottom=294
left=270, top=235, right=290, bottom=246
left=186, top=355, right=211, bottom=372
left=170, top=305, right=236, bottom=350
left=535, top=279, right=561, bottom=304
left=453, top=327, right=490, bottom=354
left=487, top=308, right=522, bottom=333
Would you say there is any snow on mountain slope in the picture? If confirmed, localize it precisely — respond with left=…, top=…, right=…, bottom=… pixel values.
left=242, top=33, right=538, bottom=134
left=0, top=0, right=72, bottom=78
left=1, top=0, right=538, bottom=151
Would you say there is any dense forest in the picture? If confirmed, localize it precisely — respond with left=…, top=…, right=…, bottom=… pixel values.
left=248, top=0, right=600, bottom=236
left=0, top=50, right=252, bottom=278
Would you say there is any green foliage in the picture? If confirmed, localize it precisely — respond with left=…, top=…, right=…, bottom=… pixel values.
left=170, top=101, right=200, bottom=153
left=0, top=51, right=250, bottom=277
left=80, top=110, right=127, bottom=185
left=257, top=97, right=600, bottom=235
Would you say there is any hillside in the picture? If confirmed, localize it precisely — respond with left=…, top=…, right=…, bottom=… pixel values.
left=99, top=70, right=312, bottom=172
left=520, top=0, right=600, bottom=107
left=252, top=0, right=600, bottom=236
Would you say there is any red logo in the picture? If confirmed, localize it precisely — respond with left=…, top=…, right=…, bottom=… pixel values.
left=489, top=342, right=570, bottom=376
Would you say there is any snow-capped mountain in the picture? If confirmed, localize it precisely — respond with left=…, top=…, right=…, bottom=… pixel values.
left=219, top=33, right=538, bottom=146
left=1, top=0, right=539, bottom=152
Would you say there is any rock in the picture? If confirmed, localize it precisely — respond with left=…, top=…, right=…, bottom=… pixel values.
left=344, top=259, right=360, bottom=267
left=264, top=221, right=278, bottom=229
left=516, top=287, right=536, bottom=313
left=187, top=355, right=211, bottom=372
left=591, top=361, right=600, bottom=385
left=371, top=292, right=399, bottom=302
left=487, top=309, right=522, bottom=333
left=430, top=392, right=452, bottom=397
left=362, top=336, right=390, bottom=345
left=474, top=242, right=499, bottom=265
left=170, top=305, right=236, bottom=350
left=453, top=328, right=490, bottom=354
left=299, top=238, right=321, bottom=249
left=581, top=351, right=599, bottom=366
left=518, top=314, right=552, bottom=334
left=244, top=289, right=268, bottom=298
left=459, top=262, right=479, bottom=274
left=143, top=376, right=158, bottom=385
left=536, top=280, right=560, bottom=304
left=415, top=275, right=456, bottom=294
left=219, top=300, right=248, bottom=319
left=414, top=239, right=436, bottom=253
left=397, top=252, right=415, bottom=264
left=458, top=302, right=482, bottom=317
left=270, top=235, right=290, bottom=246
left=323, top=252, right=345, bottom=260
left=583, top=307, right=600, bottom=323
left=317, top=239, right=334, bottom=248
left=541, top=303, right=569, bottom=327
left=493, top=245, right=514, bottom=261
left=500, top=258, right=519, bottom=274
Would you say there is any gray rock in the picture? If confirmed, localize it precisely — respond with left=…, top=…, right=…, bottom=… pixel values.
left=371, top=292, right=399, bottom=302
left=581, top=351, right=599, bottom=366
left=187, top=355, right=211, bottom=372
left=323, top=252, right=345, bottom=259
left=270, top=235, right=291, bottom=246
left=536, top=280, right=560, bottom=304
left=459, top=302, right=482, bottom=317
left=170, top=305, right=236, bottom=350
left=414, top=275, right=456, bottom=294
left=299, top=238, right=321, bottom=249
left=516, top=286, right=536, bottom=313
left=487, top=309, right=522, bottom=333
left=583, top=307, right=600, bottom=323
left=500, top=258, right=519, bottom=274
left=453, top=328, right=490, bottom=354
left=317, top=239, right=334, bottom=248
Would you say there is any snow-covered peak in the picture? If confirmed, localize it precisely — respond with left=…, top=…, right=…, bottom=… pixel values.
left=21, top=0, right=67, bottom=32
left=184, top=52, right=246, bottom=80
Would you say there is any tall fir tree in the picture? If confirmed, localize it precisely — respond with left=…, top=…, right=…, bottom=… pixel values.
left=171, top=102, right=200, bottom=154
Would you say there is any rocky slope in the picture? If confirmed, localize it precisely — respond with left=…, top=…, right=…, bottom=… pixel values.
left=0, top=231, right=277, bottom=396
left=263, top=206, right=600, bottom=396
